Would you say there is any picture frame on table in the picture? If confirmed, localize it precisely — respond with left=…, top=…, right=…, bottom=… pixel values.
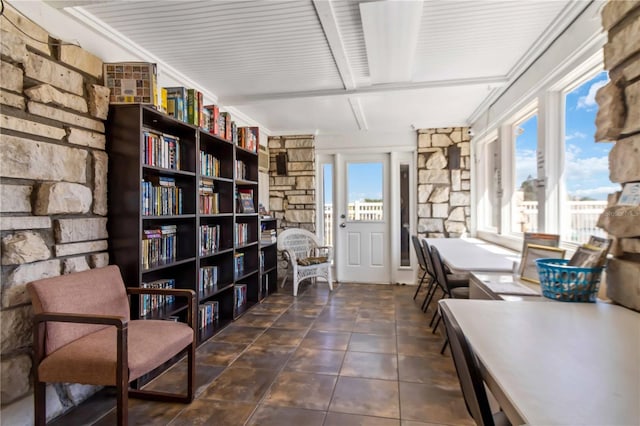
left=519, top=243, right=566, bottom=283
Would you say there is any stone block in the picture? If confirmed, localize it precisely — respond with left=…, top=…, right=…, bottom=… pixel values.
left=0, top=216, right=51, bottom=231
left=272, top=176, right=296, bottom=186
left=431, top=134, right=452, bottom=147
left=88, top=84, right=110, bottom=120
left=1, top=29, right=27, bottom=63
left=54, top=240, right=108, bottom=257
left=63, top=256, right=90, bottom=274
left=67, top=127, right=106, bottom=150
left=418, top=133, right=431, bottom=148
left=1, top=134, right=88, bottom=182
left=34, top=182, right=92, bottom=215
left=597, top=205, right=640, bottom=237
left=432, top=203, right=449, bottom=218
left=419, top=170, right=450, bottom=184
left=269, top=197, right=283, bottom=211
left=0, top=113, right=66, bottom=140
left=450, top=129, right=462, bottom=143
left=93, top=151, right=108, bottom=215
left=445, top=220, right=467, bottom=234
left=296, top=176, right=314, bottom=189
left=0, top=185, right=32, bottom=213
left=284, top=139, right=314, bottom=148
left=461, top=171, right=471, bottom=180
left=605, top=258, right=640, bottom=312
left=0, top=61, right=23, bottom=92
left=619, top=237, right=640, bottom=254
left=461, top=180, right=470, bottom=190
left=54, top=218, right=108, bottom=243
left=459, top=142, right=470, bottom=156
left=451, top=170, right=461, bottom=191
left=418, top=218, right=444, bottom=233
left=28, top=101, right=105, bottom=133
left=429, top=187, right=450, bottom=203
left=3, top=260, right=60, bottom=308
left=609, top=134, right=640, bottom=183
left=2, top=231, right=50, bottom=265
left=65, top=383, right=101, bottom=405
left=287, top=195, right=314, bottom=204
left=603, top=16, right=640, bottom=71
left=59, top=45, right=103, bottom=79
left=623, top=59, right=640, bottom=82
left=24, top=53, right=84, bottom=96
left=448, top=207, right=465, bottom=222
left=284, top=209, right=314, bottom=224
left=25, top=84, right=87, bottom=113
left=1, top=305, right=32, bottom=352
left=287, top=162, right=314, bottom=171
left=418, top=204, right=431, bottom=218
left=622, top=81, right=640, bottom=134
left=1, top=3, right=50, bottom=55
left=426, top=151, right=447, bottom=170
left=450, top=192, right=470, bottom=207
left=601, top=0, right=639, bottom=30
left=1, top=354, right=31, bottom=404
left=268, top=139, right=282, bottom=149
left=0, top=89, right=25, bottom=109
left=287, top=148, right=314, bottom=162
left=418, top=184, right=434, bottom=203
left=89, top=252, right=109, bottom=268
left=595, top=82, right=625, bottom=141
left=437, top=128, right=453, bottom=133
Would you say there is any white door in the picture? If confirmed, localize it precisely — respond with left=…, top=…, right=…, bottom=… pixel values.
left=335, top=153, right=390, bottom=283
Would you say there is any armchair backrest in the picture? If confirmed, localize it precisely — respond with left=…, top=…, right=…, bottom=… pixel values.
left=277, top=228, right=323, bottom=261
left=27, top=265, right=130, bottom=355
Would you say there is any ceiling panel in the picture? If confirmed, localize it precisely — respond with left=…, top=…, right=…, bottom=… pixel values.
left=331, top=0, right=370, bottom=86
left=414, top=0, right=570, bottom=81
left=79, top=0, right=344, bottom=97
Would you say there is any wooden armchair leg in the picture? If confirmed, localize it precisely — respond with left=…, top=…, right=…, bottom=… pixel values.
left=187, top=341, right=196, bottom=401
left=34, top=380, right=46, bottom=426
left=117, top=382, right=128, bottom=426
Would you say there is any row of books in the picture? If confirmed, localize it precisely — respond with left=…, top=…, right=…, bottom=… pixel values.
left=200, top=151, right=220, bottom=177
left=236, top=189, right=255, bottom=213
left=260, top=228, right=276, bottom=244
left=237, top=127, right=258, bottom=152
left=234, top=253, right=244, bottom=279
left=142, top=177, right=183, bottom=216
left=142, top=226, right=177, bottom=268
left=200, top=265, right=219, bottom=294
left=200, top=224, right=221, bottom=255
left=143, top=131, right=181, bottom=170
left=139, top=278, right=176, bottom=316
left=198, top=300, right=219, bottom=330
left=235, top=223, right=250, bottom=245
left=568, top=236, right=612, bottom=268
left=199, top=179, right=219, bottom=214
left=235, top=284, right=247, bottom=309
left=235, top=160, right=248, bottom=180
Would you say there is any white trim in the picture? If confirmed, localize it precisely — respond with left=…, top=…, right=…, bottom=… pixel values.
left=348, top=97, right=369, bottom=131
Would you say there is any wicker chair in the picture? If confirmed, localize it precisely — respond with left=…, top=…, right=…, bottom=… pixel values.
left=277, top=228, right=333, bottom=296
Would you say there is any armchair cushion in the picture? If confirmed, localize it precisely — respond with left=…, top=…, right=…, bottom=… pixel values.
left=297, top=256, right=329, bottom=266
left=38, top=319, right=193, bottom=385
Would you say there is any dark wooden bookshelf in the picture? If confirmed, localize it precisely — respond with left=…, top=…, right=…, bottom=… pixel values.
left=106, top=104, right=269, bottom=384
left=260, top=218, right=278, bottom=301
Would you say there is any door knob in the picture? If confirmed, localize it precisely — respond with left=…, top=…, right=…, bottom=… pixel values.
left=339, top=223, right=346, bottom=228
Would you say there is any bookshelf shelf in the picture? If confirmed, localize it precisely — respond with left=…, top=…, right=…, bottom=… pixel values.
left=107, top=103, right=270, bottom=384
left=259, top=218, right=278, bottom=301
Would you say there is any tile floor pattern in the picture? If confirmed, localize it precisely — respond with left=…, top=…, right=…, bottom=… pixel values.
left=52, top=282, right=473, bottom=426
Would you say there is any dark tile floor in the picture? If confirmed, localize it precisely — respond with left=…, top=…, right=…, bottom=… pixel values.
left=53, top=282, right=473, bottom=426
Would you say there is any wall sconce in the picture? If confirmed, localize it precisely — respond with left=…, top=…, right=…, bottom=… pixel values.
left=276, top=152, right=288, bottom=176
left=447, top=146, right=461, bottom=170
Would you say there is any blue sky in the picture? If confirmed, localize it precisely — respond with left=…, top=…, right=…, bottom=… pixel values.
left=323, top=162, right=383, bottom=204
left=515, top=71, right=617, bottom=200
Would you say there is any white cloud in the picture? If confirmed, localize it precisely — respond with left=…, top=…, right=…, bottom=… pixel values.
left=515, top=148, right=537, bottom=187
left=565, top=155, right=609, bottom=179
left=577, top=79, right=607, bottom=110
left=571, top=185, right=620, bottom=199
left=565, top=131, right=587, bottom=141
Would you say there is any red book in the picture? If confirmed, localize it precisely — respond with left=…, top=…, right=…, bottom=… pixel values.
left=204, top=105, right=219, bottom=135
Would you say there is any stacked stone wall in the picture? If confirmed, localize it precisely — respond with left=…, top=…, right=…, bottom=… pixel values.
left=0, top=4, right=109, bottom=423
left=416, top=127, right=471, bottom=238
left=595, top=1, right=640, bottom=312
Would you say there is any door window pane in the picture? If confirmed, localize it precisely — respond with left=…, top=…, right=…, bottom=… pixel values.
left=563, top=71, right=616, bottom=243
left=513, top=114, right=538, bottom=234
left=400, top=164, right=410, bottom=266
left=347, top=162, right=383, bottom=221
left=322, top=163, right=333, bottom=246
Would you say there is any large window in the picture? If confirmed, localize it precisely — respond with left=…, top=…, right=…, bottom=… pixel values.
left=562, top=71, right=615, bottom=243
left=512, top=114, right=538, bottom=234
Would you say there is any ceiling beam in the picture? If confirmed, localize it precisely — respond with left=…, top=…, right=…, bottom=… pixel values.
left=313, top=0, right=356, bottom=90
left=222, top=75, right=508, bottom=105
left=348, top=97, right=368, bottom=131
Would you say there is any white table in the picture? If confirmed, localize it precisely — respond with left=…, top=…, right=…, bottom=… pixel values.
left=470, top=271, right=544, bottom=301
left=440, top=299, right=640, bottom=425
left=425, top=238, right=517, bottom=272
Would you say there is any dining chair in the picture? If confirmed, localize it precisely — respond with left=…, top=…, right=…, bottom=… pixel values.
left=411, top=235, right=434, bottom=300
left=421, top=241, right=469, bottom=314
left=439, top=301, right=512, bottom=426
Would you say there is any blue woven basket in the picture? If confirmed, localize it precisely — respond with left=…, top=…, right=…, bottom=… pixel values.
left=535, top=258, right=604, bottom=302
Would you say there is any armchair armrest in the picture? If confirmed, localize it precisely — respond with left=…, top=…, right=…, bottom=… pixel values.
left=315, top=245, right=333, bottom=261
left=126, top=287, right=196, bottom=331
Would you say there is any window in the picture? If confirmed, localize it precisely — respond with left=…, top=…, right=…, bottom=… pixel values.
left=562, top=71, right=615, bottom=243
left=321, top=162, right=333, bottom=246
left=399, top=164, right=410, bottom=266
left=512, top=113, right=538, bottom=234
left=486, top=139, right=501, bottom=230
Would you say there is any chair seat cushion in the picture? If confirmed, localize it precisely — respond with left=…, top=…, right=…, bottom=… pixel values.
left=447, top=273, right=470, bottom=289
left=38, top=319, right=193, bottom=385
left=451, top=287, right=470, bottom=299
left=297, top=256, right=328, bottom=266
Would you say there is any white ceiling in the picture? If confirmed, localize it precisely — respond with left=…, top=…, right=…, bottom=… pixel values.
left=54, top=0, right=587, bottom=135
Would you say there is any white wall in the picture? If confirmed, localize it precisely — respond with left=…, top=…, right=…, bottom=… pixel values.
left=316, top=130, right=417, bottom=152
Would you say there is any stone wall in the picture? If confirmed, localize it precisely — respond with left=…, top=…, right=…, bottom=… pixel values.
left=417, top=127, right=471, bottom=238
left=595, top=1, right=640, bottom=312
left=0, top=4, right=109, bottom=424
left=267, top=135, right=316, bottom=278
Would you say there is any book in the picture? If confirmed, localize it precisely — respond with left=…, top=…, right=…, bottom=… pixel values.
left=164, top=87, right=187, bottom=122
left=237, top=189, right=255, bottom=213
left=203, top=105, right=220, bottom=135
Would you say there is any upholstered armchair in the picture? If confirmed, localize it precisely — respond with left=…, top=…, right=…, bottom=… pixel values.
left=27, top=265, right=196, bottom=426
left=277, top=228, right=333, bottom=296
